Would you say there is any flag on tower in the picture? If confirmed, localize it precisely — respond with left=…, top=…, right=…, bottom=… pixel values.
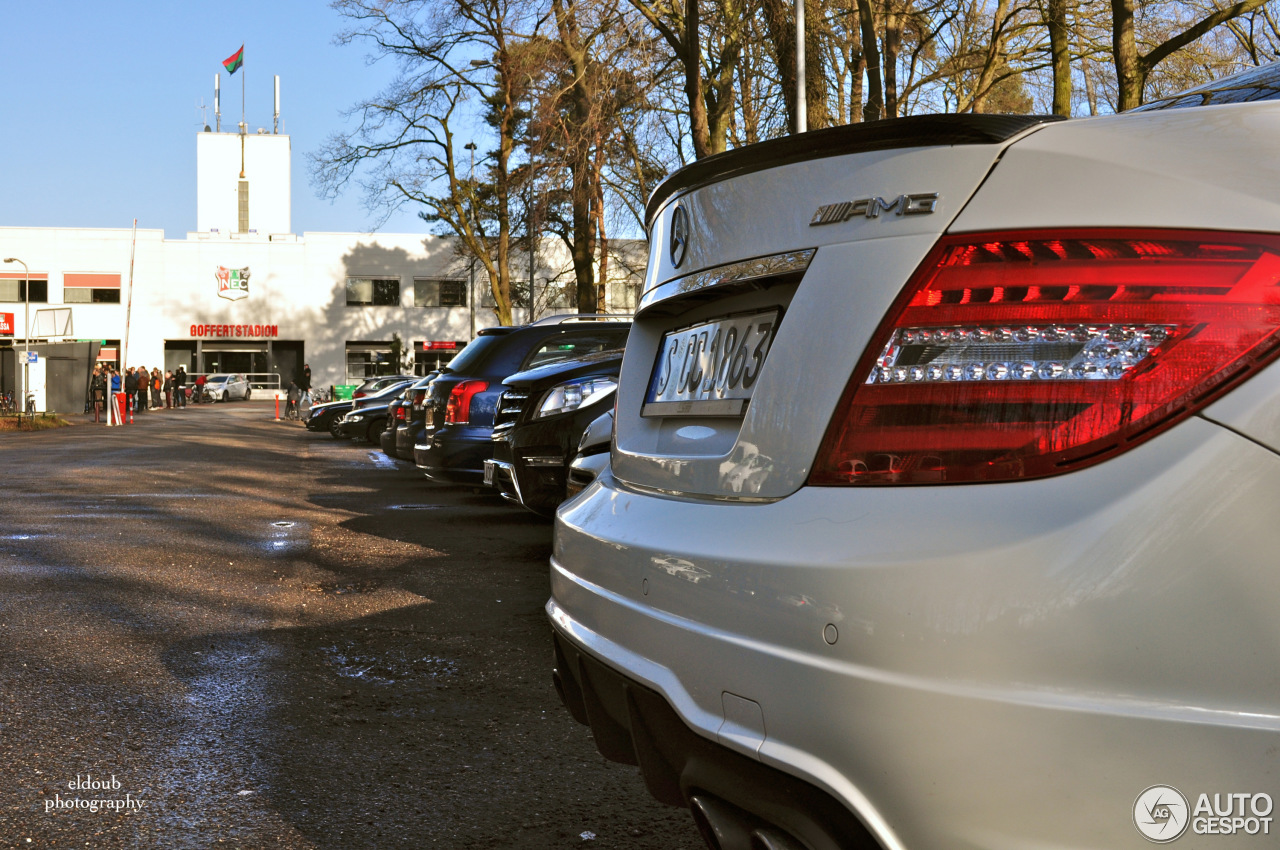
left=223, top=45, right=244, bottom=75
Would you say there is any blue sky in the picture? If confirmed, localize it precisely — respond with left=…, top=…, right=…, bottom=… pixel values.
left=0, top=1, right=426, bottom=238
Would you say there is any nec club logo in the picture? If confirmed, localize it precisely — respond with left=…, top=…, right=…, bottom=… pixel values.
left=216, top=266, right=250, bottom=302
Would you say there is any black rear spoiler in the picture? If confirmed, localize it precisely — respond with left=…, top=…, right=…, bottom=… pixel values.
left=646, top=113, right=1065, bottom=227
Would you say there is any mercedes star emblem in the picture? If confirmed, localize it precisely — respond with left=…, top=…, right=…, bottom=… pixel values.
left=670, top=205, right=689, bottom=268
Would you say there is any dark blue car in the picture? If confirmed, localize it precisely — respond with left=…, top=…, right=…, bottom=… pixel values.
left=413, top=316, right=630, bottom=485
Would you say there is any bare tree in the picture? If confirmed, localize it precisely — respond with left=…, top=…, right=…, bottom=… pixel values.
left=628, top=0, right=752, bottom=156
left=1111, top=0, right=1268, bottom=110
left=312, top=0, right=537, bottom=325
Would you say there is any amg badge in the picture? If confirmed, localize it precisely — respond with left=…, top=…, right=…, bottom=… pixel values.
left=810, top=193, right=938, bottom=226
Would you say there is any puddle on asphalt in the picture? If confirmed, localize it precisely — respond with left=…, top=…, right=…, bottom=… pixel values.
left=367, top=451, right=398, bottom=470
left=254, top=520, right=310, bottom=557
left=152, top=636, right=278, bottom=833
left=320, top=643, right=458, bottom=686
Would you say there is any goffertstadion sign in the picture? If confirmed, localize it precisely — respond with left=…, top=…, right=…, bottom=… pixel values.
left=216, top=266, right=250, bottom=301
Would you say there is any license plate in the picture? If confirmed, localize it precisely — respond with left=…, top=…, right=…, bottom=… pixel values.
left=483, top=460, right=496, bottom=486
left=644, top=310, right=780, bottom=417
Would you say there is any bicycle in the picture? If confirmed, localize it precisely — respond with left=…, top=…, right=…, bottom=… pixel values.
left=0, top=391, right=14, bottom=415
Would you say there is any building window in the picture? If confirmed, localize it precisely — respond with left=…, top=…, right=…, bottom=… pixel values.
left=64, top=288, right=121, bottom=304
left=480, top=278, right=530, bottom=309
left=64, top=273, right=121, bottom=304
left=413, top=278, right=467, bottom=307
left=346, top=277, right=400, bottom=306
left=0, top=279, right=49, bottom=303
left=607, top=278, right=641, bottom=313
left=345, top=342, right=398, bottom=382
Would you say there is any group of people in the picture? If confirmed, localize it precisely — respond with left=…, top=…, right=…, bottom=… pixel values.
left=88, top=365, right=191, bottom=424
left=86, top=363, right=313, bottom=424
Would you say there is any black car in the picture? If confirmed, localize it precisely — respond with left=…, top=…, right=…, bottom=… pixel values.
left=385, top=373, right=438, bottom=461
left=305, top=399, right=355, bottom=437
left=414, top=316, right=630, bottom=485
left=307, top=380, right=413, bottom=439
left=487, top=348, right=623, bottom=517
left=339, top=392, right=403, bottom=443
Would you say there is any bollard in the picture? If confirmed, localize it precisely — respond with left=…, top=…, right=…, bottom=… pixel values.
left=274, top=395, right=280, bottom=421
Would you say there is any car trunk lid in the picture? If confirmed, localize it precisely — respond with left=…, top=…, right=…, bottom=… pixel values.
left=612, top=114, right=1059, bottom=500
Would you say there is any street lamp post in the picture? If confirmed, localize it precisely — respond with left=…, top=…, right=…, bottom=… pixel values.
left=520, top=72, right=538, bottom=322
left=465, top=142, right=478, bottom=340
left=3, top=257, right=30, bottom=413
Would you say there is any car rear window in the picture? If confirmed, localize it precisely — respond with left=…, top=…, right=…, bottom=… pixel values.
left=1134, top=63, right=1280, bottom=111
left=444, top=334, right=507, bottom=374
left=522, top=331, right=629, bottom=370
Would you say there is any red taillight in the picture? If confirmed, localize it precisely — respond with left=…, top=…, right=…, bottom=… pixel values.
left=412, top=390, right=426, bottom=410
left=354, top=391, right=367, bottom=399
left=810, top=229, right=1280, bottom=485
left=396, top=404, right=407, bottom=421
left=444, top=380, right=488, bottom=424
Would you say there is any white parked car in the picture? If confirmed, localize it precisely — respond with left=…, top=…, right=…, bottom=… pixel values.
left=204, top=373, right=251, bottom=402
left=549, top=64, right=1280, bottom=849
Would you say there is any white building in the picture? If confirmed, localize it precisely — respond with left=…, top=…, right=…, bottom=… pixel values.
left=0, top=106, right=644, bottom=396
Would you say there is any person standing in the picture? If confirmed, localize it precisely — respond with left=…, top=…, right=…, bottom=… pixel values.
left=124, top=367, right=138, bottom=416
left=194, top=371, right=207, bottom=404
left=133, top=366, right=147, bottom=413
left=174, top=366, right=187, bottom=408
left=90, top=367, right=107, bottom=424
left=151, top=368, right=162, bottom=409
left=163, top=371, right=174, bottom=409
left=298, top=363, right=313, bottom=407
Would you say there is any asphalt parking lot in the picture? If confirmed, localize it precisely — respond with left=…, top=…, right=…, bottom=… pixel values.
left=0, top=402, right=702, bottom=848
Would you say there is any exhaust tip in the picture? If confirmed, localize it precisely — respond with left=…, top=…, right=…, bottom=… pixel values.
left=751, top=827, right=806, bottom=850
left=690, top=795, right=754, bottom=850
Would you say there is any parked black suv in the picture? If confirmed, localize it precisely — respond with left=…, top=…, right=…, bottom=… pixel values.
left=413, top=316, right=630, bottom=485
left=486, top=348, right=623, bottom=517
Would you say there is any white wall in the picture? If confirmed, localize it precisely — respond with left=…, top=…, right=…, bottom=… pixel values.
left=0, top=225, right=645, bottom=391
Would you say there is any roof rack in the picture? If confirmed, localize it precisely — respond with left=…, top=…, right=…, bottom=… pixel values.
left=528, top=313, right=634, bottom=326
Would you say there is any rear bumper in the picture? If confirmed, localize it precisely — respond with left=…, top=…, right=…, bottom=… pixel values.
left=549, top=619, right=879, bottom=849
left=550, top=418, right=1280, bottom=849
left=413, top=425, right=493, bottom=484
left=380, top=427, right=399, bottom=458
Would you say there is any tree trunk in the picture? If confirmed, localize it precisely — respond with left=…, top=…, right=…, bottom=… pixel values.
left=1048, top=0, right=1072, bottom=115
left=804, top=0, right=832, bottom=128
left=970, top=0, right=1011, bottom=113
left=761, top=0, right=799, bottom=131
left=685, top=0, right=712, bottom=158
left=1112, top=0, right=1142, bottom=111
left=856, top=0, right=883, bottom=120
left=882, top=3, right=900, bottom=118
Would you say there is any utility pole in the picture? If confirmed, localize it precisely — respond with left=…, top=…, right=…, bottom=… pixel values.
left=796, top=0, right=807, bottom=133
left=3, top=258, right=30, bottom=413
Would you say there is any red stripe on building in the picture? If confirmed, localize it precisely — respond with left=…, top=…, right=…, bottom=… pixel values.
left=64, top=273, right=122, bottom=288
